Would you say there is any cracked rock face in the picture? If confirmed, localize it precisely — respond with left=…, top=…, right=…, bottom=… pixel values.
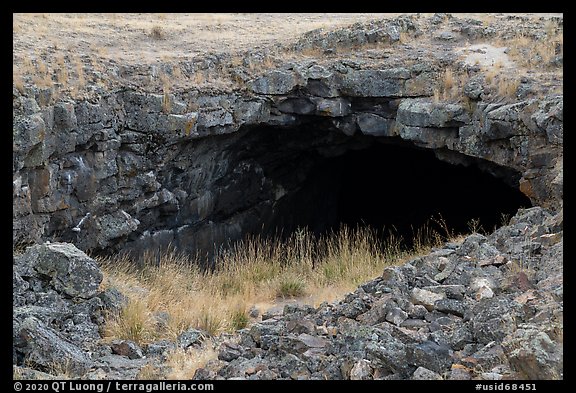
left=12, top=16, right=562, bottom=258
left=12, top=13, right=563, bottom=380
left=13, top=242, right=135, bottom=378
left=13, top=64, right=562, bottom=257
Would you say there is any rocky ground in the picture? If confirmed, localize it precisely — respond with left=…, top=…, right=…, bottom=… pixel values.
left=13, top=13, right=563, bottom=380
left=13, top=206, right=563, bottom=380
left=197, top=207, right=563, bottom=380
left=13, top=14, right=563, bottom=257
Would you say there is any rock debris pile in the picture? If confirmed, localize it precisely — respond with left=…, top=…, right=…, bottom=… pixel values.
left=13, top=207, right=562, bottom=380
left=195, top=207, right=563, bottom=380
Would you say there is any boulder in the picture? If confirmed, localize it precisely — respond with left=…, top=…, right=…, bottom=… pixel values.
left=397, top=99, right=469, bottom=128
left=250, top=70, right=302, bottom=95
left=340, top=69, right=408, bottom=97
left=350, top=359, right=373, bottom=380
left=357, top=113, right=396, bottom=136
left=411, top=288, right=445, bottom=311
left=111, top=340, right=145, bottom=360
left=177, top=328, right=206, bottom=349
left=411, top=366, right=443, bottom=380
left=19, top=242, right=102, bottom=299
left=502, top=325, right=563, bottom=379
left=407, top=340, right=453, bottom=374
left=18, top=317, right=93, bottom=377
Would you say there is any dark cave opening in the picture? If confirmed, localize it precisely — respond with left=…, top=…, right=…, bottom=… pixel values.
left=243, top=126, right=533, bottom=248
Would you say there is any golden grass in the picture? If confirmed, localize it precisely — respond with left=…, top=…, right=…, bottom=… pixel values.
left=100, top=222, right=453, bottom=349
left=503, top=260, right=536, bottom=283
left=192, top=70, right=207, bottom=86
left=56, top=55, right=69, bottom=86
left=297, top=46, right=327, bottom=58
left=30, top=58, right=53, bottom=88
left=161, top=85, right=172, bottom=114
left=13, top=49, right=95, bottom=100
left=434, top=68, right=465, bottom=103
left=103, top=298, right=157, bottom=345
left=165, top=342, right=218, bottom=380
left=12, top=14, right=561, bottom=101
left=503, top=29, right=562, bottom=71
left=496, top=76, right=521, bottom=100
left=277, top=276, right=307, bottom=298
left=14, top=73, right=26, bottom=94
left=13, top=366, right=23, bottom=380
left=484, top=67, right=498, bottom=85
left=74, top=56, right=86, bottom=88
left=172, top=66, right=183, bottom=80
left=137, top=364, right=164, bottom=380
left=399, top=31, right=411, bottom=44
left=46, top=359, right=73, bottom=379
left=443, top=68, right=455, bottom=91
left=14, top=13, right=402, bottom=69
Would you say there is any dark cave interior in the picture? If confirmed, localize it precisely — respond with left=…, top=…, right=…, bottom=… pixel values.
left=238, top=125, right=533, bottom=247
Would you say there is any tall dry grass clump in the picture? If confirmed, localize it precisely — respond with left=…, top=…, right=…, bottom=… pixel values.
left=100, top=218, right=459, bottom=379
left=164, top=342, right=218, bottom=380
left=101, top=222, right=452, bottom=348
left=504, top=25, right=562, bottom=71
left=433, top=68, right=467, bottom=103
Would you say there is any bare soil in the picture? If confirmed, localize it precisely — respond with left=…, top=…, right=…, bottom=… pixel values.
left=13, top=13, right=562, bottom=100
left=13, top=13, right=560, bottom=64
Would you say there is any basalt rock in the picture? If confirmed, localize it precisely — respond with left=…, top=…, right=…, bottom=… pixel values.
left=12, top=207, right=562, bottom=380
left=12, top=15, right=562, bottom=259
left=12, top=242, right=151, bottom=378
left=194, top=207, right=562, bottom=380
left=13, top=13, right=562, bottom=381
left=15, top=242, right=102, bottom=299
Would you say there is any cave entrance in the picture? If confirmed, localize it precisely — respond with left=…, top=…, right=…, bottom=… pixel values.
left=237, top=125, right=532, bottom=248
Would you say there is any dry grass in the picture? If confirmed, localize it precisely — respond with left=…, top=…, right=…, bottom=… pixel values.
left=297, top=46, right=328, bottom=58
left=496, top=76, right=521, bottom=100
left=13, top=13, right=400, bottom=67
left=503, top=260, right=536, bottom=283
left=13, top=14, right=561, bottom=100
left=503, top=28, right=562, bottom=71
left=100, top=223, right=454, bottom=348
left=74, top=56, right=86, bottom=89
left=443, top=68, right=455, bottom=91
left=137, top=364, right=164, bottom=380
left=192, top=70, right=207, bottom=86
left=31, top=58, right=53, bottom=88
left=229, top=305, right=249, bottom=330
left=277, top=276, right=307, bottom=298
left=481, top=61, right=523, bottom=102
left=433, top=68, right=466, bottom=103
left=160, top=74, right=172, bottom=114
left=46, top=360, right=73, bottom=379
left=13, top=73, right=26, bottom=94
left=477, top=14, right=497, bottom=27
left=165, top=342, right=218, bottom=380
left=172, top=66, right=183, bottom=80
left=104, top=298, right=157, bottom=345
left=484, top=67, right=498, bottom=85
left=399, top=31, right=411, bottom=44
left=150, top=26, right=165, bottom=40
left=13, top=49, right=94, bottom=101
left=98, top=220, right=461, bottom=380
left=55, top=54, right=69, bottom=86
left=13, top=366, right=23, bottom=380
